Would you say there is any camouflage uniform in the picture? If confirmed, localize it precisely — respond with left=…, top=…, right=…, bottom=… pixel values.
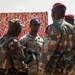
left=39, top=19, right=75, bottom=75
left=0, top=34, right=27, bottom=75
left=65, top=14, right=75, bottom=75
left=19, top=33, right=43, bottom=75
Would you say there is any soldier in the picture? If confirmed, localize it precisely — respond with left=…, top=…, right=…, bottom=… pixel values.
left=39, top=3, right=75, bottom=75
left=19, top=18, right=43, bottom=75
left=0, top=19, right=28, bottom=75
left=65, top=14, right=75, bottom=75
left=65, top=14, right=75, bottom=25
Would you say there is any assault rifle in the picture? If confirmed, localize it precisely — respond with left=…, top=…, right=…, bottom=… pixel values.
left=26, top=50, right=37, bottom=64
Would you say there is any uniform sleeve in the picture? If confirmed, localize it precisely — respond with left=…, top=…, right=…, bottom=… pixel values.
left=8, top=40, right=26, bottom=72
left=19, top=35, right=27, bottom=46
left=43, top=25, right=57, bottom=63
left=39, top=25, right=58, bottom=75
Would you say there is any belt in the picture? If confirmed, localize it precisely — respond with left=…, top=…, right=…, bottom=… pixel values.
left=0, top=68, right=8, bottom=74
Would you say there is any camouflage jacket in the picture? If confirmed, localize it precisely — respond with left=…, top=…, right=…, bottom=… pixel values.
left=0, top=34, right=26, bottom=72
left=39, top=19, right=75, bottom=75
left=19, top=33, right=43, bottom=74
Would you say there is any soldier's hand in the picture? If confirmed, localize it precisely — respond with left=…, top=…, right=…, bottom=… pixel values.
left=23, top=63, right=28, bottom=69
left=23, top=63, right=29, bottom=72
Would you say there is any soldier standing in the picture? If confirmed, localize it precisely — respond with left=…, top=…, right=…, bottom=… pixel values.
left=65, top=14, right=75, bottom=75
left=65, top=14, right=75, bottom=25
left=0, top=19, right=28, bottom=75
left=19, top=18, right=43, bottom=75
left=39, top=3, right=75, bottom=75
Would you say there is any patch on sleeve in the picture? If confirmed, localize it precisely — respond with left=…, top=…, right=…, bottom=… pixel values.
left=43, top=36, right=49, bottom=44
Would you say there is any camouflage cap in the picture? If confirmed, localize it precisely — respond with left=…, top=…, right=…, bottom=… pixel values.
left=8, top=19, right=21, bottom=26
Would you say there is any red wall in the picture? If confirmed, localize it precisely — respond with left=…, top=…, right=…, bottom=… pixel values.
left=0, top=12, right=48, bottom=39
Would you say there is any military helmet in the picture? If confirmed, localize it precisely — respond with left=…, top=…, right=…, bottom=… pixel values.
left=8, top=19, right=21, bottom=26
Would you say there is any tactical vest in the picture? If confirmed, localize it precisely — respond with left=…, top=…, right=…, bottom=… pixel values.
left=0, top=37, right=13, bottom=69
left=46, top=22, right=75, bottom=75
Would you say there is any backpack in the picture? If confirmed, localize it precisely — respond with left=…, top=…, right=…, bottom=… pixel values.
left=45, top=22, right=75, bottom=75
